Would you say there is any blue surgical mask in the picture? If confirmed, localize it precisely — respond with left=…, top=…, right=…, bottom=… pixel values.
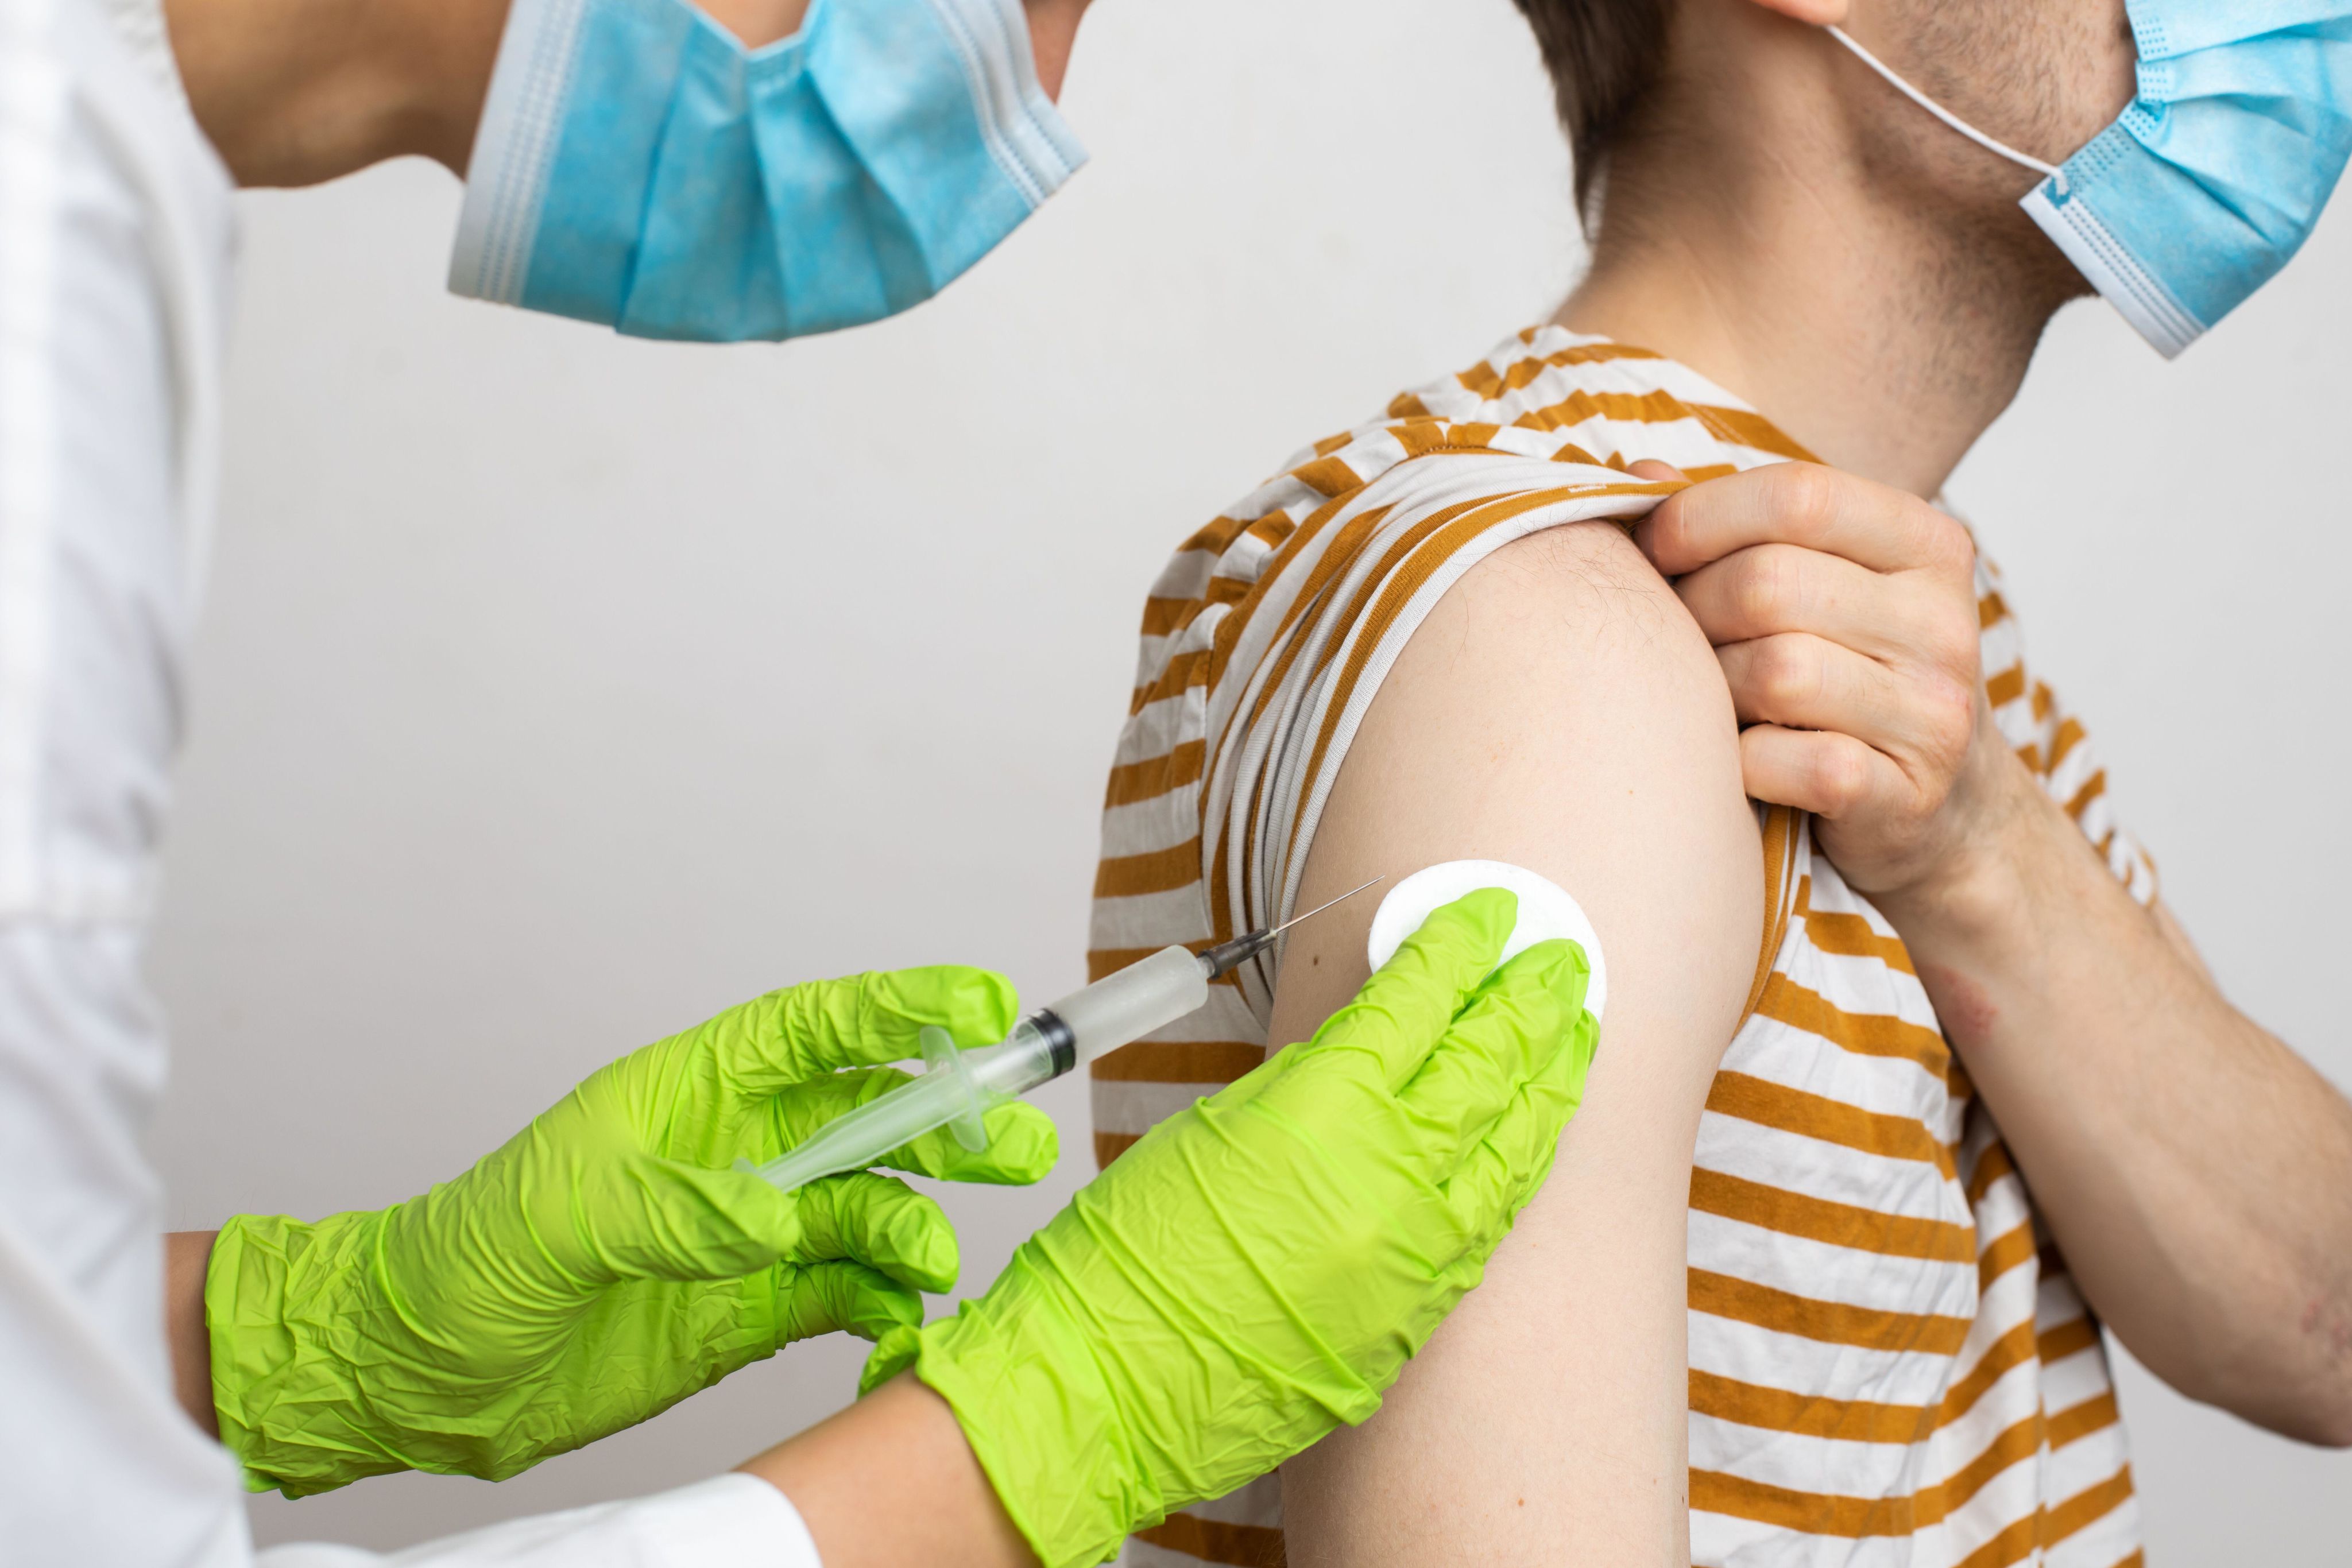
left=1829, top=3, right=2352, bottom=358
left=447, top=0, right=1086, bottom=341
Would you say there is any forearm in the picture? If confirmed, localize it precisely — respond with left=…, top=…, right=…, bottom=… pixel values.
left=165, top=1230, right=220, bottom=1437
left=739, top=1374, right=1036, bottom=1568
left=1878, top=769, right=2352, bottom=1443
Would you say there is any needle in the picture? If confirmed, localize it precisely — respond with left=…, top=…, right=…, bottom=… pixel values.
left=1267, top=877, right=1384, bottom=939
left=1197, top=877, right=1386, bottom=979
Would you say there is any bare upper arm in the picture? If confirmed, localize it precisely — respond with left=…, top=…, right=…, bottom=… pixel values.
left=1267, top=521, right=1762, bottom=1567
left=2150, top=900, right=2212, bottom=981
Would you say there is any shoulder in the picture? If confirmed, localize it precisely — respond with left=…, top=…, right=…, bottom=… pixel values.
left=1352, top=519, right=1742, bottom=803
left=1268, top=513, right=1764, bottom=1051
left=1432, top=520, right=1723, bottom=671
left=1298, top=516, right=1745, bottom=909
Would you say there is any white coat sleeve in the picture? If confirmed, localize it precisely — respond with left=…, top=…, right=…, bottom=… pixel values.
left=0, top=3, right=822, bottom=1565
left=257, top=1476, right=824, bottom=1568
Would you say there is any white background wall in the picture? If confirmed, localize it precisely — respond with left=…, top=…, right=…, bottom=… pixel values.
left=145, top=0, right=2352, bottom=1557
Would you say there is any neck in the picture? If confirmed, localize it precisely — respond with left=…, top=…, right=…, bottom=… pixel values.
left=1556, top=17, right=2079, bottom=498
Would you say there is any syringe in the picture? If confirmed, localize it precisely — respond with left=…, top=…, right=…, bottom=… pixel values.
left=740, top=878, right=1382, bottom=1195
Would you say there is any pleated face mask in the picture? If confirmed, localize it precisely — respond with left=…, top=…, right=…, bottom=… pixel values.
left=1831, top=2, right=2352, bottom=357
left=446, top=0, right=1086, bottom=342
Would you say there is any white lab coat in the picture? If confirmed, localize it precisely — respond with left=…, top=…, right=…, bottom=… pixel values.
left=0, top=0, right=820, bottom=1561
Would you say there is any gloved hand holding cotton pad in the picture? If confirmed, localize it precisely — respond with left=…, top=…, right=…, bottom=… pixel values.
left=1368, top=860, right=1608, bottom=1022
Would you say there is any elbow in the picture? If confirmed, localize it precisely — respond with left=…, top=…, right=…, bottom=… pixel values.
left=2300, top=1284, right=2352, bottom=1448
left=2271, top=1397, right=2352, bottom=1451
left=2179, top=1370, right=2352, bottom=1450
left=2153, top=1283, right=2352, bottom=1446
left=2296, top=1382, right=2352, bottom=1450
left=2246, top=1291, right=2352, bottom=1448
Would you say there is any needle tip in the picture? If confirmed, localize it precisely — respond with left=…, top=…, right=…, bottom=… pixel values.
left=1266, top=875, right=1386, bottom=938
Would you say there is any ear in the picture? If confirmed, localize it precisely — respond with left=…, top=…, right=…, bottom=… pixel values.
left=1742, top=0, right=1848, bottom=24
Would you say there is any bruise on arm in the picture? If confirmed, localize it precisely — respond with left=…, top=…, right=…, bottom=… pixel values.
left=1267, top=522, right=1762, bottom=1567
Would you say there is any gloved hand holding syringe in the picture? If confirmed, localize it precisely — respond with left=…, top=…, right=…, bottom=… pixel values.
left=740, top=878, right=1384, bottom=1194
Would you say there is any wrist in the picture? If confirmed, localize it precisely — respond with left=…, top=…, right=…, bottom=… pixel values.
left=1870, top=746, right=2061, bottom=950
left=901, top=1263, right=1142, bottom=1568
left=203, top=1212, right=299, bottom=1487
left=207, top=1209, right=405, bottom=1495
left=165, top=1231, right=220, bottom=1437
left=743, top=1376, right=1037, bottom=1568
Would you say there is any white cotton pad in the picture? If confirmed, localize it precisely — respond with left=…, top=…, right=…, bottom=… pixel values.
left=1365, top=860, right=1608, bottom=1020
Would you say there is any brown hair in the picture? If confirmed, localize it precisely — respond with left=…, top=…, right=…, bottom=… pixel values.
left=1510, top=0, right=1673, bottom=216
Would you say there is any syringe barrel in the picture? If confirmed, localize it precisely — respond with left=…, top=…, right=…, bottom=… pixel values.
left=748, top=1064, right=981, bottom=1194
left=742, top=946, right=1211, bottom=1195
left=747, top=1026, right=1066, bottom=1194
left=1040, top=945, right=1209, bottom=1067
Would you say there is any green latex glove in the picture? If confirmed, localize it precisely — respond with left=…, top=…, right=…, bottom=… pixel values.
left=207, top=967, right=1058, bottom=1496
left=861, top=890, right=1597, bottom=1568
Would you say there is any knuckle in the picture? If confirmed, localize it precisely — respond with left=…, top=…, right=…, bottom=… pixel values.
left=1920, top=512, right=1978, bottom=576
left=1816, top=741, right=1873, bottom=813
left=1774, top=464, right=1839, bottom=539
left=1732, top=551, right=1790, bottom=626
left=1756, top=638, right=1821, bottom=706
left=1917, top=769, right=1960, bottom=819
left=1929, top=686, right=1978, bottom=758
left=1930, top=618, right=1981, bottom=678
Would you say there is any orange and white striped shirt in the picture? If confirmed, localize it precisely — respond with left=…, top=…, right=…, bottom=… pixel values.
left=1087, top=328, right=2151, bottom=1568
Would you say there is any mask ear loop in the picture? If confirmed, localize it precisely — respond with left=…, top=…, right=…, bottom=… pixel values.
left=1825, top=25, right=2070, bottom=195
